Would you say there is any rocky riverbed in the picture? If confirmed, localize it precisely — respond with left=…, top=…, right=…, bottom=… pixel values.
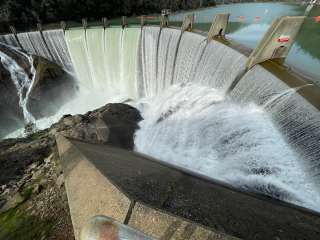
left=0, top=103, right=142, bottom=240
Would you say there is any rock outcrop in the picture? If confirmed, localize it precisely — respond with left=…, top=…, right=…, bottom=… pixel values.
left=0, top=102, right=142, bottom=239
left=0, top=44, right=77, bottom=138
left=27, top=56, right=77, bottom=119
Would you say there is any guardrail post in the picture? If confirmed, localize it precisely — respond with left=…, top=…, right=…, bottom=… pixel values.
left=161, top=9, right=170, bottom=27
left=9, top=25, right=16, bottom=35
left=36, top=22, right=42, bottom=32
left=9, top=25, right=23, bottom=50
left=140, top=15, right=145, bottom=28
left=60, top=21, right=67, bottom=33
left=102, top=17, right=108, bottom=29
left=207, top=13, right=230, bottom=41
left=82, top=18, right=88, bottom=30
left=246, top=16, right=305, bottom=69
left=181, top=14, right=194, bottom=32
left=122, top=16, right=127, bottom=29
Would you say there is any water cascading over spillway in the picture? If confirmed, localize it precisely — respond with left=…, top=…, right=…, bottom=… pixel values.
left=138, top=26, right=161, bottom=97
left=0, top=34, right=20, bottom=48
left=2, top=25, right=320, bottom=212
left=156, top=28, right=181, bottom=94
left=14, top=30, right=73, bottom=72
left=16, top=33, right=37, bottom=56
left=0, top=45, right=36, bottom=123
left=24, top=32, right=53, bottom=61
left=134, top=26, right=320, bottom=211
left=134, top=83, right=320, bottom=211
left=65, top=26, right=141, bottom=98
left=230, top=65, right=320, bottom=188
left=42, top=29, right=73, bottom=71
left=173, top=31, right=207, bottom=85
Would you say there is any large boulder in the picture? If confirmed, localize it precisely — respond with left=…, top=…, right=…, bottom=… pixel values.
left=51, top=103, right=142, bottom=149
left=27, top=56, right=77, bottom=119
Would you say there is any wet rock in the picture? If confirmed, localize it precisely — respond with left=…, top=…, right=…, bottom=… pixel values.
left=44, top=154, right=54, bottom=165
left=33, top=183, right=44, bottom=194
left=63, top=116, right=74, bottom=126
left=1, top=184, right=7, bottom=192
left=27, top=57, right=77, bottom=119
left=56, top=174, right=64, bottom=188
left=0, top=198, right=6, bottom=209
left=52, top=103, right=142, bottom=149
left=27, top=162, right=39, bottom=173
left=32, top=169, right=43, bottom=180
left=24, top=122, right=37, bottom=136
left=0, top=192, right=25, bottom=213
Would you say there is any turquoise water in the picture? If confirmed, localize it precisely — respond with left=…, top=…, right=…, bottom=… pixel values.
left=170, top=3, right=320, bottom=86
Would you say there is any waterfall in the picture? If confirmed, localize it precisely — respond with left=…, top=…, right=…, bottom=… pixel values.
left=230, top=65, right=320, bottom=189
left=173, top=31, right=207, bottom=85
left=1, top=25, right=320, bottom=213
left=42, top=29, right=73, bottom=71
left=137, top=27, right=248, bottom=95
left=133, top=26, right=320, bottom=212
left=262, top=84, right=313, bottom=109
left=134, top=83, right=320, bottom=211
left=17, top=31, right=53, bottom=60
left=0, top=34, right=20, bottom=48
left=65, top=26, right=141, bottom=99
left=104, top=27, right=123, bottom=91
left=120, top=27, right=141, bottom=98
left=0, top=46, right=36, bottom=123
left=156, top=28, right=182, bottom=95
left=86, top=27, right=108, bottom=89
left=192, top=40, right=247, bottom=91
left=17, top=32, right=37, bottom=55
left=26, top=31, right=53, bottom=61
left=65, top=28, right=93, bottom=89
left=138, top=26, right=161, bottom=98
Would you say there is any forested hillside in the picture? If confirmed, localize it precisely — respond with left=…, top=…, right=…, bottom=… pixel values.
left=0, top=0, right=216, bottom=31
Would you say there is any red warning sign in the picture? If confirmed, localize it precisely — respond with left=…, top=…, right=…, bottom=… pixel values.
left=277, top=35, right=290, bottom=43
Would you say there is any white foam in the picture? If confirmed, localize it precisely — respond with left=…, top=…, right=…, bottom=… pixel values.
left=134, top=83, right=320, bottom=211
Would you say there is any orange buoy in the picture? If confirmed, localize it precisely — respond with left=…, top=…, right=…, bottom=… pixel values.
left=255, top=16, right=261, bottom=22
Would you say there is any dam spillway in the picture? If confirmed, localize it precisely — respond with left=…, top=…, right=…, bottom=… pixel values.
left=1, top=17, right=320, bottom=219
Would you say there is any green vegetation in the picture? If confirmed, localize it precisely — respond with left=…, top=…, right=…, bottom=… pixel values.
left=0, top=207, right=53, bottom=240
left=0, top=0, right=216, bottom=32
left=0, top=183, right=52, bottom=240
left=295, top=7, right=320, bottom=60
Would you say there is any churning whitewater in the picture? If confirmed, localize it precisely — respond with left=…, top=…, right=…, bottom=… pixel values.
left=134, top=83, right=320, bottom=211
left=2, top=25, right=320, bottom=213
left=0, top=44, right=36, bottom=123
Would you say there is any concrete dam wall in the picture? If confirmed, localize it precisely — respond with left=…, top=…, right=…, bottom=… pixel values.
left=0, top=24, right=320, bottom=215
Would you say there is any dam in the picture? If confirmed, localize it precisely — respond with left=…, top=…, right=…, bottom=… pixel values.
left=0, top=2, right=320, bottom=239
